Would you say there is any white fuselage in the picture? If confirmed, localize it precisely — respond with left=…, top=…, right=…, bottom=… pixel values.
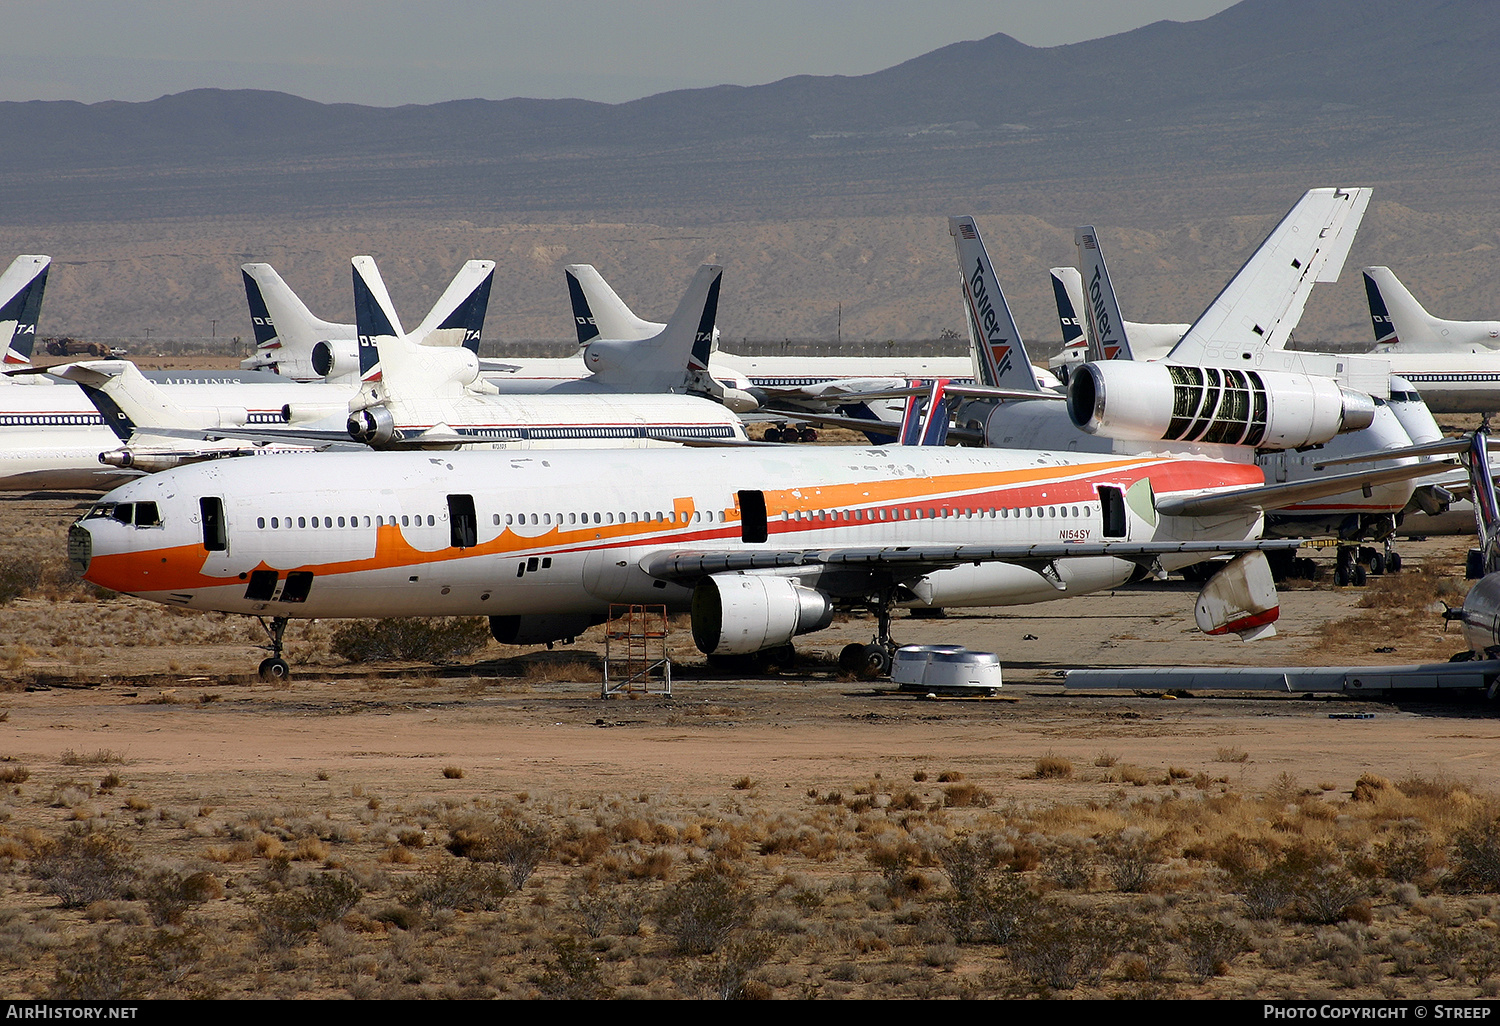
left=72, top=446, right=1266, bottom=622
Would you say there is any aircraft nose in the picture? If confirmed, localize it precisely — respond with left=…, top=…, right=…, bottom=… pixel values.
left=67, top=522, right=93, bottom=576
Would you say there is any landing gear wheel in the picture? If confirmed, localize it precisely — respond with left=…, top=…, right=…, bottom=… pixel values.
left=798, top=427, right=818, bottom=443
left=1388, top=552, right=1403, bottom=573
left=1369, top=552, right=1386, bottom=576
left=861, top=644, right=892, bottom=680
left=1335, top=565, right=1351, bottom=587
left=762, top=426, right=784, bottom=443
left=258, top=657, right=291, bottom=681
left=839, top=643, right=869, bottom=675
left=1352, top=565, right=1368, bottom=587
left=755, top=644, right=797, bottom=673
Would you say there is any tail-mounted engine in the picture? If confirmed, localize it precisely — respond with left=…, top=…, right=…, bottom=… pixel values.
left=348, top=405, right=398, bottom=447
left=1067, top=361, right=1375, bottom=449
left=311, top=340, right=360, bottom=379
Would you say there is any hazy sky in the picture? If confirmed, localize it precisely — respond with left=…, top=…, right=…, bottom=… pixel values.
left=0, top=1, right=1240, bottom=107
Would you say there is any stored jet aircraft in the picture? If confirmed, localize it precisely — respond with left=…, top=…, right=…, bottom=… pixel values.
left=70, top=391, right=1455, bottom=680
left=0, top=255, right=51, bottom=371
left=1045, top=266, right=1187, bottom=381
left=1355, top=267, right=1500, bottom=414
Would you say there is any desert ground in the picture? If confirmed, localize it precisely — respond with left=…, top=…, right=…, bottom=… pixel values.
left=4, top=478, right=1500, bottom=1000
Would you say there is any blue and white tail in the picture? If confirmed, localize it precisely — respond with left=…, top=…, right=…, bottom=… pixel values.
left=0, top=255, right=50, bottom=368
left=1361, top=266, right=1500, bottom=352
left=948, top=216, right=1038, bottom=392
left=565, top=264, right=662, bottom=346
left=407, top=261, right=496, bottom=354
left=578, top=265, right=723, bottom=394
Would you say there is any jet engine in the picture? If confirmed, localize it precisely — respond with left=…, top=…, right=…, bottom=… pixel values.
left=690, top=574, right=834, bottom=655
left=489, top=613, right=606, bottom=647
left=348, top=405, right=398, bottom=447
left=311, top=339, right=360, bottom=379
left=1450, top=574, right=1500, bottom=659
left=1067, top=362, right=1376, bottom=449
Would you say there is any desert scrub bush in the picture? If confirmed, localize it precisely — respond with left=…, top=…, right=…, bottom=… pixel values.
left=655, top=864, right=756, bottom=955
left=256, top=872, right=364, bottom=948
left=1450, top=814, right=1500, bottom=892
left=938, top=835, right=1038, bottom=945
left=1007, top=901, right=1123, bottom=990
left=331, top=616, right=491, bottom=664
left=446, top=809, right=552, bottom=888
left=942, top=782, right=993, bottom=808
left=536, top=936, right=614, bottom=1000
left=30, top=828, right=137, bottom=908
left=1178, top=916, right=1249, bottom=980
left=0, top=555, right=42, bottom=604
left=0, top=763, right=29, bottom=784
left=400, top=862, right=510, bottom=914
left=1100, top=829, right=1167, bottom=892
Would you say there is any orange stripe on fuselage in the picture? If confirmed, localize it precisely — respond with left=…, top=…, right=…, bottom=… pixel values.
left=83, top=455, right=1263, bottom=595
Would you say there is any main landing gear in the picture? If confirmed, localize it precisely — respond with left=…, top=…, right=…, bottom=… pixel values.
left=1334, top=543, right=1402, bottom=587
left=839, top=594, right=896, bottom=679
left=256, top=615, right=291, bottom=681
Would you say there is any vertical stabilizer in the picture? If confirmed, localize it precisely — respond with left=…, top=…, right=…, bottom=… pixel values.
left=947, top=216, right=1038, bottom=392
left=1049, top=267, right=1086, bottom=349
left=565, top=264, right=662, bottom=344
left=1167, top=187, right=1371, bottom=363
left=0, top=255, right=50, bottom=367
left=578, top=265, right=723, bottom=393
left=1362, top=268, right=1400, bottom=347
left=351, top=256, right=404, bottom=383
left=408, top=261, right=496, bottom=353
left=1074, top=227, right=1134, bottom=362
left=897, top=380, right=952, bottom=447
left=1467, top=432, right=1500, bottom=577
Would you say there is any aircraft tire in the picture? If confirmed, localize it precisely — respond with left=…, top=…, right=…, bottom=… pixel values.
left=861, top=644, right=892, bottom=680
left=1369, top=552, right=1385, bottom=576
left=1352, top=565, right=1368, bottom=587
left=798, top=427, right=818, bottom=443
left=1388, top=552, right=1403, bottom=573
left=762, top=427, right=783, bottom=443
left=839, top=643, right=869, bottom=675
left=1334, top=565, right=1351, bottom=587
left=259, top=657, right=291, bottom=682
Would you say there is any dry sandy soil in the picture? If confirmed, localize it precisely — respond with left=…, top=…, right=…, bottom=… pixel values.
left=4, top=483, right=1500, bottom=999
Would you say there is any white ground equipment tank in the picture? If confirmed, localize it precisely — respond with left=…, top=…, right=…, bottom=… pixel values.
left=891, top=645, right=1003, bottom=696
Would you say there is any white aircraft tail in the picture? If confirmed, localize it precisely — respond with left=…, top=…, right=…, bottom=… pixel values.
left=0, top=255, right=51, bottom=368
left=579, top=265, right=723, bottom=394
left=565, top=264, right=662, bottom=346
left=1074, top=227, right=1134, bottom=362
left=55, top=360, right=203, bottom=441
left=352, top=256, right=492, bottom=406
left=1049, top=266, right=1087, bottom=351
left=407, top=260, right=496, bottom=352
left=239, top=264, right=353, bottom=370
left=1168, top=187, right=1371, bottom=363
left=948, top=217, right=1040, bottom=393
left=1362, top=266, right=1500, bottom=352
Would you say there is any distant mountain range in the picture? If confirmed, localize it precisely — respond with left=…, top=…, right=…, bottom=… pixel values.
left=0, top=0, right=1495, bottom=341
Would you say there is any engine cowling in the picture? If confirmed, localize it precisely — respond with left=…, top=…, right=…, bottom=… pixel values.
left=489, top=613, right=606, bottom=647
left=311, top=339, right=360, bottom=379
left=1066, top=361, right=1375, bottom=449
left=690, top=574, right=835, bottom=655
left=348, top=405, right=398, bottom=447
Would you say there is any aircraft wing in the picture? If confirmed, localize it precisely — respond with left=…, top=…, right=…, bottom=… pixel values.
left=1156, top=460, right=1456, bottom=518
left=640, top=538, right=1300, bottom=582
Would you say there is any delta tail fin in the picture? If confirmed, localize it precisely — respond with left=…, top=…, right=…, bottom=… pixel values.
left=948, top=216, right=1039, bottom=393
left=1362, top=267, right=1401, bottom=347
left=578, top=265, right=722, bottom=394
left=1049, top=267, right=1086, bottom=349
left=408, top=260, right=496, bottom=353
left=565, top=264, right=663, bottom=346
left=0, top=255, right=50, bottom=368
left=1361, top=266, right=1500, bottom=352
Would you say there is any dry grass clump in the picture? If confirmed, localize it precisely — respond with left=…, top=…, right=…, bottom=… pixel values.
left=59, top=749, right=126, bottom=767
left=1033, top=754, right=1073, bottom=780
left=1215, top=747, right=1249, bottom=763
left=441, top=766, right=464, bottom=780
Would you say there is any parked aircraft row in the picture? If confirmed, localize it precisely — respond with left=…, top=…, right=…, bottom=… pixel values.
left=63, top=187, right=1467, bottom=679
